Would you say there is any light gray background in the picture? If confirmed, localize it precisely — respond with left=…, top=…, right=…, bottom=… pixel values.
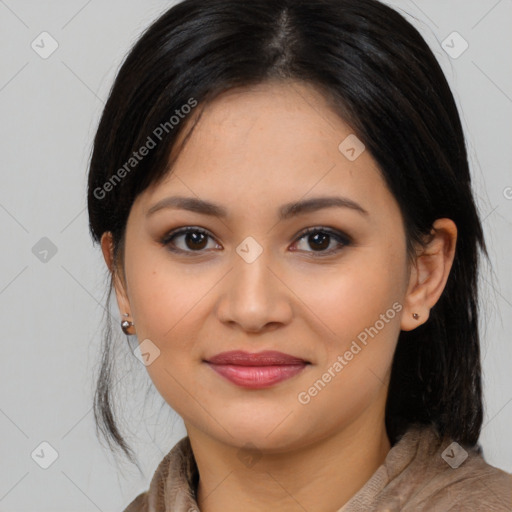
left=0, top=1, right=511, bottom=510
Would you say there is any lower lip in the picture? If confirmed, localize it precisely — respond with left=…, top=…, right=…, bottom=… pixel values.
left=206, top=363, right=307, bottom=389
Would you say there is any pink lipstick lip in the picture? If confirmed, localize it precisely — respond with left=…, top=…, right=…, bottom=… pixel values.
left=205, top=351, right=309, bottom=389
left=206, top=350, right=308, bottom=366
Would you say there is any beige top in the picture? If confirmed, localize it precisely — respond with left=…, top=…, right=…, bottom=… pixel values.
left=123, top=425, right=512, bottom=511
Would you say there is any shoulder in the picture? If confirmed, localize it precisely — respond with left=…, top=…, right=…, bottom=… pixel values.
left=420, top=452, right=512, bottom=511
left=121, top=436, right=197, bottom=512
left=123, top=491, right=148, bottom=512
left=382, top=425, right=512, bottom=511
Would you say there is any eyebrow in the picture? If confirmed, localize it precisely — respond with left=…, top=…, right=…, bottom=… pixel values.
left=146, top=195, right=369, bottom=220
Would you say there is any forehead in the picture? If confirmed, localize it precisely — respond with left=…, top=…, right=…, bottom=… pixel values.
left=180, top=81, right=351, bottom=159
left=136, top=80, right=394, bottom=220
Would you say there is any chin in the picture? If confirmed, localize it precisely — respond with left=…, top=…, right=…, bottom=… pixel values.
left=213, top=407, right=310, bottom=452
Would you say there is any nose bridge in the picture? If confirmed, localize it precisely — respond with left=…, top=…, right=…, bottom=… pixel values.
left=235, top=241, right=272, bottom=296
left=216, top=237, right=292, bottom=331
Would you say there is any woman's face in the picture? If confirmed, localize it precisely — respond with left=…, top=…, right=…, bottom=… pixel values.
left=110, top=81, right=414, bottom=451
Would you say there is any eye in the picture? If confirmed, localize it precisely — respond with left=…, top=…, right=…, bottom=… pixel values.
left=161, top=227, right=221, bottom=254
left=161, top=226, right=351, bottom=257
left=291, top=227, right=351, bottom=256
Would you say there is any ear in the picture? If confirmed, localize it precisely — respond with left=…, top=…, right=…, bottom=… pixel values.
left=400, top=218, right=457, bottom=331
left=100, top=232, right=131, bottom=317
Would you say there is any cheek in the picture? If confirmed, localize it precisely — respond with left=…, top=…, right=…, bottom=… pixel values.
left=124, top=256, right=209, bottom=411
left=292, top=268, right=402, bottom=428
left=290, top=251, right=404, bottom=396
left=291, top=254, right=404, bottom=341
left=125, top=245, right=208, bottom=340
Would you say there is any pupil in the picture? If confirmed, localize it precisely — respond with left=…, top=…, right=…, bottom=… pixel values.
left=309, top=232, right=329, bottom=251
left=186, top=232, right=207, bottom=250
left=183, top=231, right=331, bottom=252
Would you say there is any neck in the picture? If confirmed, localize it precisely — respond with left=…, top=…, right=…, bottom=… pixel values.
left=187, top=414, right=391, bottom=512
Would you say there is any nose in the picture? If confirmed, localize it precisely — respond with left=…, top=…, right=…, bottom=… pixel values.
left=215, top=248, right=293, bottom=334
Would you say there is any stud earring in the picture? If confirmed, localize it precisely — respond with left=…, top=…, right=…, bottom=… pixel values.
left=412, top=313, right=420, bottom=320
left=121, top=313, right=136, bottom=335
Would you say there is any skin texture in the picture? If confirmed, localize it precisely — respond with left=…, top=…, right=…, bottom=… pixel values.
left=101, top=81, right=457, bottom=512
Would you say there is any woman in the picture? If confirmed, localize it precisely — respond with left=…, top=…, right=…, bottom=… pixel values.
left=87, top=0, right=512, bottom=510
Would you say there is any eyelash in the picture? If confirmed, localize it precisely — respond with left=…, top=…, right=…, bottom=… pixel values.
left=160, top=226, right=351, bottom=257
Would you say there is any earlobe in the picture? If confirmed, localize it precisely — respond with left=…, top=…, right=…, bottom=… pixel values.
left=400, top=218, right=457, bottom=332
left=400, top=261, right=429, bottom=331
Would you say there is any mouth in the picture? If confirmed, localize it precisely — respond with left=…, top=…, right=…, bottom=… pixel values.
left=204, top=350, right=310, bottom=389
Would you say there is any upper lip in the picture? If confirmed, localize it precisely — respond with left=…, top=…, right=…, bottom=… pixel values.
left=206, top=350, right=308, bottom=366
